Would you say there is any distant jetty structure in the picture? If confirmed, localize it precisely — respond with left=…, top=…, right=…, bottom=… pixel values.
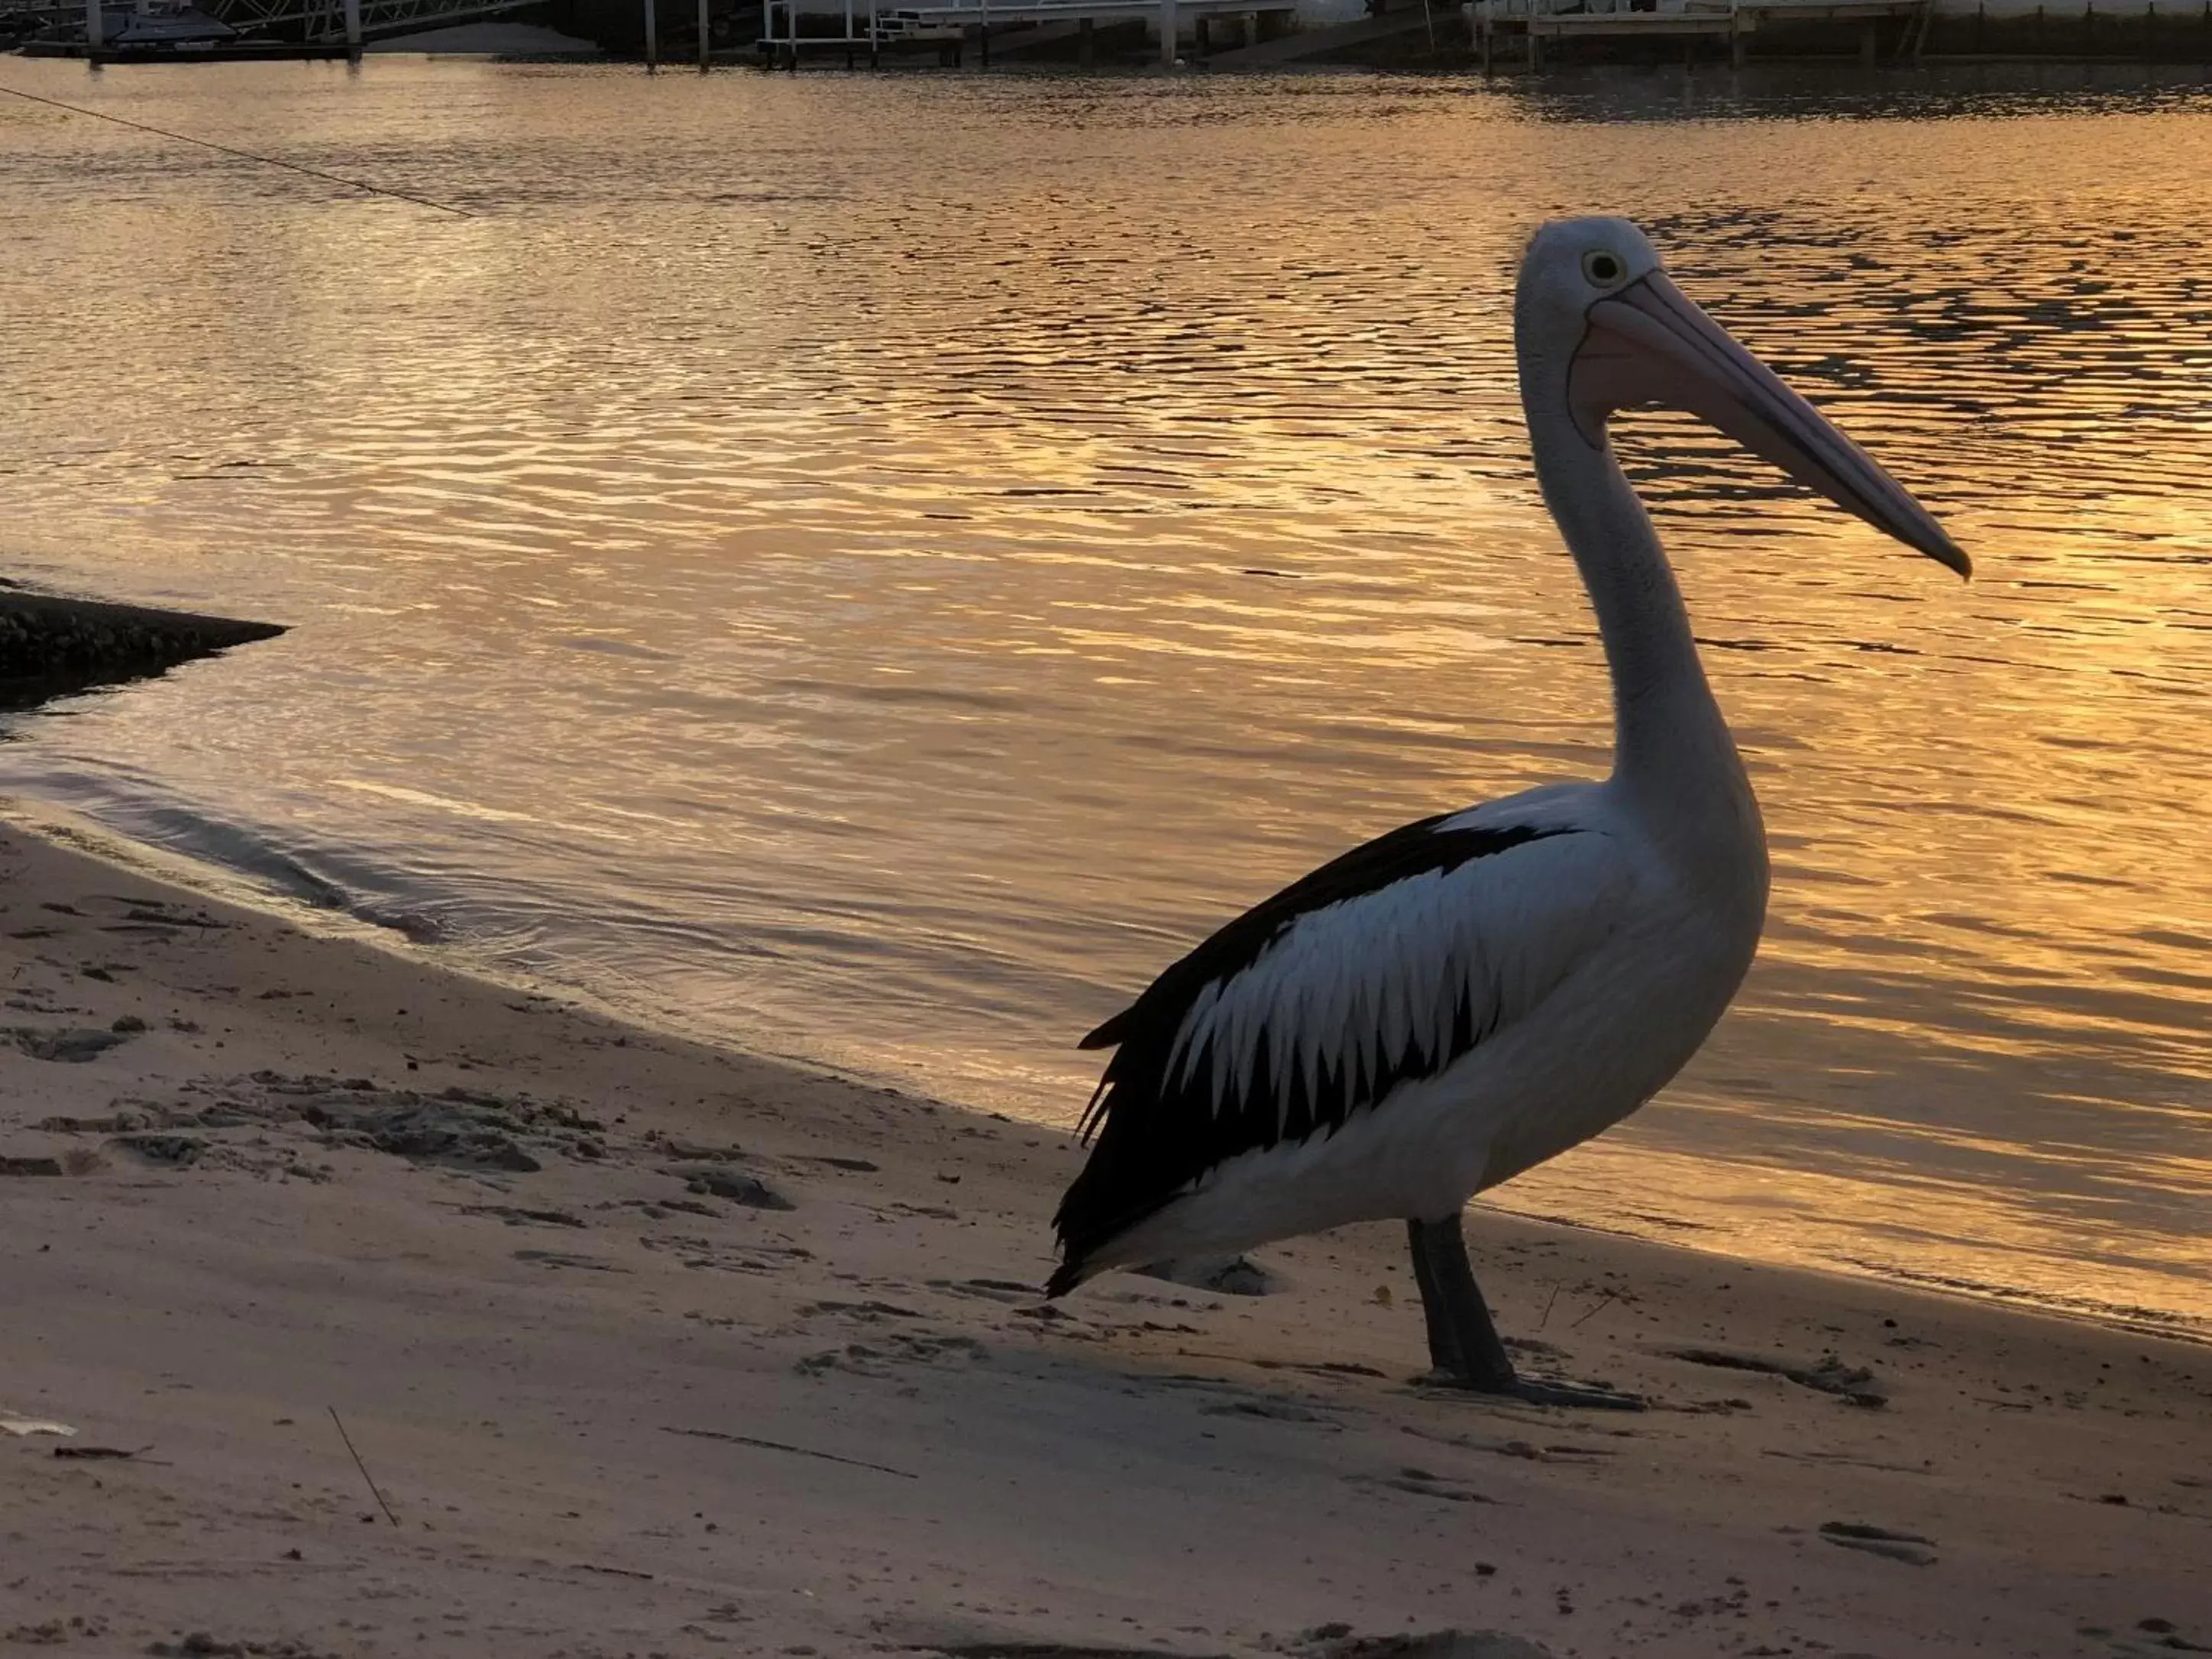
left=1477, top=0, right=1936, bottom=70
left=13, top=0, right=2202, bottom=64
left=14, top=0, right=543, bottom=57
left=755, top=0, right=1296, bottom=65
left=732, top=0, right=2212, bottom=66
left=1467, top=0, right=2207, bottom=66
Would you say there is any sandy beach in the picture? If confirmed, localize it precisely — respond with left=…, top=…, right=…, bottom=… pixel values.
left=0, top=809, right=2204, bottom=1659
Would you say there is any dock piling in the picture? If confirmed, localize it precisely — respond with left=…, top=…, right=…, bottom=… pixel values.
left=699, top=0, right=711, bottom=66
left=83, top=0, right=102, bottom=53
left=342, top=0, right=361, bottom=57
left=1159, top=0, right=1176, bottom=60
left=644, top=0, right=658, bottom=68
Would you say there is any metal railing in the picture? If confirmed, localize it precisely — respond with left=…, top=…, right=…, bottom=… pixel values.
left=192, top=0, right=536, bottom=40
left=1476, top=0, right=1734, bottom=16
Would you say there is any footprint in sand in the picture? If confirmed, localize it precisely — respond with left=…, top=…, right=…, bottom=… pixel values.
left=795, top=1332, right=988, bottom=1379
left=5, top=1025, right=132, bottom=1062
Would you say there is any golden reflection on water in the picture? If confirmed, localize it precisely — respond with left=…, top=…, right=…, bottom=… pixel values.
left=0, top=58, right=2207, bottom=1331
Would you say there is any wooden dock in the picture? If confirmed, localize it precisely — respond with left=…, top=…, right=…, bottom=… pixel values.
left=1474, top=0, right=1934, bottom=67
left=758, top=0, right=1295, bottom=66
left=743, top=0, right=1945, bottom=70
left=1202, top=5, right=1439, bottom=64
left=15, top=37, right=354, bottom=55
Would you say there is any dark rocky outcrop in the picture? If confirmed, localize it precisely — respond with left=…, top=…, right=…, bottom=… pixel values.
left=0, top=586, right=286, bottom=712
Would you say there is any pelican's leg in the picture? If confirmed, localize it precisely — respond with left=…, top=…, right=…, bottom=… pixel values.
left=1407, top=1214, right=1516, bottom=1387
left=1406, top=1212, right=1644, bottom=1411
left=1405, top=1218, right=1461, bottom=1374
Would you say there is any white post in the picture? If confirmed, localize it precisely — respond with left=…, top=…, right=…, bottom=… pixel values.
left=644, top=0, right=658, bottom=68
left=84, top=0, right=102, bottom=52
left=698, top=0, right=710, bottom=66
left=1159, top=0, right=1176, bottom=60
left=342, top=0, right=361, bottom=53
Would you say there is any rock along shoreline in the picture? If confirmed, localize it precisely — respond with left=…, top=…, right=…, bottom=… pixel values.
left=0, top=585, right=286, bottom=712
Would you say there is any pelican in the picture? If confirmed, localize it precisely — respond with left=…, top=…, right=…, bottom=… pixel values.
left=1046, top=217, right=1967, bottom=1406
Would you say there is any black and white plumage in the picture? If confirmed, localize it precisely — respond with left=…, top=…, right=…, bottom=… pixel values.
left=1047, top=217, right=1968, bottom=1403
left=1053, top=804, right=1599, bottom=1283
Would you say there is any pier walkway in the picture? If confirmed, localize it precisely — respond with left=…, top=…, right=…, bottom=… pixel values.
left=758, top=0, right=1295, bottom=65
left=1473, top=0, right=1934, bottom=67
left=751, top=0, right=1933, bottom=70
left=18, top=0, right=542, bottom=55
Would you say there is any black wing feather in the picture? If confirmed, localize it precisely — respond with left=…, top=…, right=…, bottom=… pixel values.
left=1050, top=816, right=1569, bottom=1291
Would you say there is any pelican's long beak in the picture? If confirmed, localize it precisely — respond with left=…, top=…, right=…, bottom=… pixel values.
left=1569, top=271, right=1969, bottom=577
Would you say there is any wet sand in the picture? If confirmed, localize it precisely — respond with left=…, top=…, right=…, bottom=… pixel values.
left=2, top=813, right=2208, bottom=1659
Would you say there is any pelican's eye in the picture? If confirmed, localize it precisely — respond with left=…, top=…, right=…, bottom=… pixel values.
left=1582, top=250, right=1628, bottom=289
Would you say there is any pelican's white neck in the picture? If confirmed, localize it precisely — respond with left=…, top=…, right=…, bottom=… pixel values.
left=1522, top=395, right=1747, bottom=817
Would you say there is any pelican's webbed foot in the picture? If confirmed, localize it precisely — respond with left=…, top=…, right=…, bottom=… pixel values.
left=1502, top=1376, right=1644, bottom=1411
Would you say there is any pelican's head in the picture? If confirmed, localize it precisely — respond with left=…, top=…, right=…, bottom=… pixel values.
left=1515, top=215, right=1968, bottom=577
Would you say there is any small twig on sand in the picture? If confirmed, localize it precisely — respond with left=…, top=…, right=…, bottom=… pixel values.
left=1537, top=1282, right=1563, bottom=1331
left=663, top=1425, right=917, bottom=1480
left=1570, top=1289, right=1620, bottom=1330
left=328, top=1407, right=400, bottom=1527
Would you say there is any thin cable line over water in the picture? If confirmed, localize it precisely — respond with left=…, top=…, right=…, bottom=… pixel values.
left=0, top=79, right=474, bottom=216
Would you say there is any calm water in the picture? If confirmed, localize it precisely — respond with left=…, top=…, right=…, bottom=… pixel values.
left=2, top=57, right=2207, bottom=1334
